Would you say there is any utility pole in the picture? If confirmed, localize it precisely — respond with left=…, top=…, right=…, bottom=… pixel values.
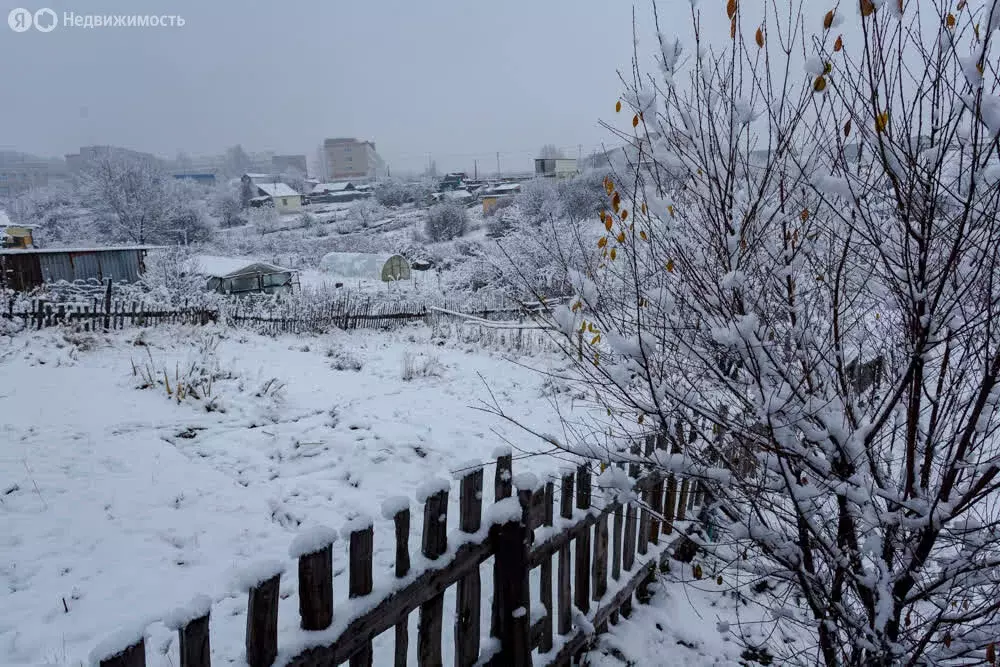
left=474, top=159, right=477, bottom=180
left=496, top=151, right=501, bottom=180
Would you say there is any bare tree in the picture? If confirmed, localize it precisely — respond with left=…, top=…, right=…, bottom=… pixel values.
left=78, top=152, right=177, bottom=245
left=494, top=1, right=1000, bottom=664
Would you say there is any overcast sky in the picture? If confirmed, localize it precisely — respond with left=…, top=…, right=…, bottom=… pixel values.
left=0, top=0, right=661, bottom=175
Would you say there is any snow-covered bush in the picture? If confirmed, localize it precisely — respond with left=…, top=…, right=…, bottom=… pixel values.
left=497, top=1, right=1000, bottom=664
left=247, top=206, right=278, bottom=235
left=424, top=203, right=468, bottom=241
left=348, top=199, right=386, bottom=229
left=373, top=180, right=411, bottom=208
left=401, top=352, right=443, bottom=381
left=299, top=212, right=317, bottom=228
left=210, top=182, right=245, bottom=228
left=326, top=343, right=363, bottom=371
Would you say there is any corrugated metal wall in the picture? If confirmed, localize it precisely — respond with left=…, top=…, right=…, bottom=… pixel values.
left=37, top=250, right=142, bottom=284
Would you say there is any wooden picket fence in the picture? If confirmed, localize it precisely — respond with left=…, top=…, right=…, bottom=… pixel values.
left=3, top=299, right=217, bottom=332
left=92, top=437, right=707, bottom=667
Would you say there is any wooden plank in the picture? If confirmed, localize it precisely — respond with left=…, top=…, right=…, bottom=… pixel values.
left=677, top=479, right=690, bottom=521
left=662, top=474, right=677, bottom=536
left=178, top=614, right=211, bottom=667
left=491, top=452, right=513, bottom=639
left=621, top=503, right=637, bottom=618
left=418, top=489, right=448, bottom=667
left=637, top=487, right=650, bottom=557
left=610, top=503, right=623, bottom=625
left=349, top=525, right=374, bottom=667
left=557, top=471, right=573, bottom=638
left=539, top=481, right=554, bottom=654
left=98, top=638, right=146, bottom=667
left=393, top=508, right=410, bottom=667
left=489, top=507, right=532, bottom=666
left=574, top=464, right=592, bottom=615
left=592, top=506, right=609, bottom=632
left=297, top=544, right=334, bottom=631
left=246, top=574, right=280, bottom=667
left=649, top=476, right=664, bottom=546
left=456, top=468, right=483, bottom=667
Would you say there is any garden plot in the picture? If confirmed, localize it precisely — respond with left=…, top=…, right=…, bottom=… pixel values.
left=0, top=324, right=576, bottom=666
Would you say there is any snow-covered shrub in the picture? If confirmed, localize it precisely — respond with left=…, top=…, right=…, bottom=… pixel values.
left=556, top=169, right=609, bottom=222
left=210, top=182, right=245, bottom=228
left=247, top=206, right=278, bottom=236
left=348, top=199, right=386, bottom=229
left=400, top=352, right=443, bottom=381
left=425, top=203, right=468, bottom=241
left=508, top=1, right=1000, bottom=664
left=373, top=180, right=411, bottom=208
left=299, top=212, right=317, bottom=228
left=326, top=343, right=363, bottom=371
left=515, top=178, right=561, bottom=226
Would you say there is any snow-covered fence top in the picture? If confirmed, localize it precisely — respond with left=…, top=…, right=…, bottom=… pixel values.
left=88, top=436, right=708, bottom=667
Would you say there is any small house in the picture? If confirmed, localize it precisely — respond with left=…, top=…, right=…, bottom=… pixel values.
left=189, top=255, right=298, bottom=296
left=254, top=182, right=303, bottom=213
left=319, top=252, right=411, bottom=282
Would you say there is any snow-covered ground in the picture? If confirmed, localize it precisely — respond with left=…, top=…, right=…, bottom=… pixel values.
left=0, top=324, right=574, bottom=665
left=0, top=323, right=750, bottom=666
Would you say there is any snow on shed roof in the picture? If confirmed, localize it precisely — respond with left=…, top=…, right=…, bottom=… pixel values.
left=312, top=182, right=354, bottom=194
left=0, top=245, right=164, bottom=256
left=0, top=210, right=11, bottom=227
left=189, top=255, right=294, bottom=279
left=256, top=182, right=301, bottom=198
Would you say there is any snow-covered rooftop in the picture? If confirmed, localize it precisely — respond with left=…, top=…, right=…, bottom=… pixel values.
left=256, top=182, right=300, bottom=198
left=188, top=255, right=293, bottom=278
left=0, top=245, right=164, bottom=256
left=0, top=209, right=12, bottom=227
left=311, top=182, right=354, bottom=194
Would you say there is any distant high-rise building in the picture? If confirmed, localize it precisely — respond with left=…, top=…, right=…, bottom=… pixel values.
left=322, top=138, right=383, bottom=182
left=271, top=154, right=308, bottom=176
left=64, top=145, right=158, bottom=172
left=0, top=152, right=51, bottom=199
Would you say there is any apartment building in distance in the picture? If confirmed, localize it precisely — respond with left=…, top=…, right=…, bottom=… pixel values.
left=271, top=154, right=308, bottom=176
left=322, top=138, right=383, bottom=182
left=0, top=152, right=50, bottom=199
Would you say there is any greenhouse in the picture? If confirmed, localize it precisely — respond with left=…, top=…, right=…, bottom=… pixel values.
left=319, top=252, right=411, bottom=282
left=190, top=255, right=298, bottom=296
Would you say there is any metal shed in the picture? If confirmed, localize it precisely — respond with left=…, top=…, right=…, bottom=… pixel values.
left=0, top=246, right=157, bottom=292
left=189, top=255, right=298, bottom=296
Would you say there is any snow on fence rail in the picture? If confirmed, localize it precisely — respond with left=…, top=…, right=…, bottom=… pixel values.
left=90, top=437, right=707, bottom=667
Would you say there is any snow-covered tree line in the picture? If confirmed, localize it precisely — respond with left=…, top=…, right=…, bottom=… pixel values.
left=495, top=0, right=1000, bottom=664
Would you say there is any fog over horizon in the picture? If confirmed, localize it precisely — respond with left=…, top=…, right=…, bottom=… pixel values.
left=1, top=0, right=655, bottom=175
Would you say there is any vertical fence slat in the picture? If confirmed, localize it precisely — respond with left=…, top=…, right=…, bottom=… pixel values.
left=349, top=525, right=374, bottom=667
left=663, top=473, right=677, bottom=536
left=677, top=478, right=691, bottom=521
left=297, top=544, right=334, bottom=631
left=637, top=486, right=650, bottom=557
left=610, top=502, right=623, bottom=625
left=98, top=638, right=146, bottom=667
left=492, top=492, right=532, bottom=666
left=456, top=468, right=483, bottom=667
left=392, top=506, right=410, bottom=667
left=539, top=481, right=554, bottom=653
left=491, top=452, right=513, bottom=638
left=574, top=464, right=592, bottom=615
left=592, top=503, right=609, bottom=632
left=621, top=501, right=637, bottom=618
left=178, top=614, right=211, bottom=667
left=557, top=471, right=574, bottom=637
left=418, top=489, right=448, bottom=667
left=246, top=574, right=280, bottom=667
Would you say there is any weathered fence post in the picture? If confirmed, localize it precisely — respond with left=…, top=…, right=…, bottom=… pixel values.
left=456, top=465, right=484, bottom=666
left=539, top=480, right=555, bottom=653
left=574, top=464, right=592, bottom=615
left=164, top=595, right=213, bottom=667
left=418, top=481, right=449, bottom=666
left=289, top=526, right=337, bottom=631
left=348, top=518, right=375, bottom=667
left=95, top=636, right=146, bottom=667
left=104, top=277, right=113, bottom=330
left=382, top=498, right=411, bottom=667
left=244, top=563, right=283, bottom=667
left=491, top=497, right=533, bottom=666
left=557, top=470, right=574, bottom=637
left=491, top=449, right=513, bottom=638
left=35, top=299, right=44, bottom=330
